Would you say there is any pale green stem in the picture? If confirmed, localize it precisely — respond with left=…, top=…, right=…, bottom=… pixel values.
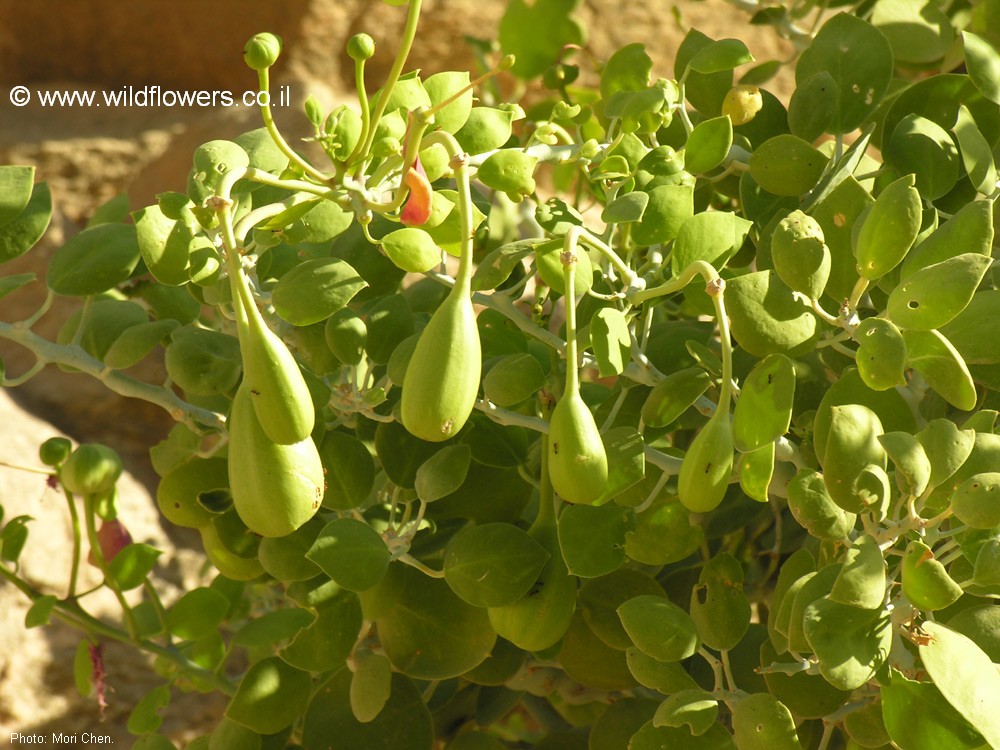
left=83, top=494, right=138, bottom=640
left=254, top=67, right=328, bottom=183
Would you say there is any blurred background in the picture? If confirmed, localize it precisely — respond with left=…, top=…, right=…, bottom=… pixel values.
left=0, top=0, right=789, bottom=743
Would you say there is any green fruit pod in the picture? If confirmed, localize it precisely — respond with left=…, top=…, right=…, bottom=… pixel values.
left=227, top=384, right=324, bottom=538
left=60, top=444, right=123, bottom=496
left=548, top=392, right=609, bottom=505
left=950, top=472, right=1000, bottom=529
left=39, top=437, right=72, bottom=467
left=853, top=174, right=921, bottom=280
left=400, top=286, right=482, bottom=442
left=243, top=33, right=282, bottom=71
left=346, top=33, right=375, bottom=62
left=678, top=411, right=735, bottom=513
left=854, top=317, right=906, bottom=391
left=901, top=540, right=963, bottom=611
left=231, top=265, right=315, bottom=445
left=786, top=468, right=856, bottom=542
left=770, top=210, right=831, bottom=299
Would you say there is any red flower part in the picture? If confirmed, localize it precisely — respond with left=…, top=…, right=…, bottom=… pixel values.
left=401, top=156, right=433, bottom=227
left=88, top=518, right=133, bottom=567
left=89, top=642, right=108, bottom=719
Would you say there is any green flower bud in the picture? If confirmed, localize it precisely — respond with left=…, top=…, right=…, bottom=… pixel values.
left=60, top=444, right=123, bottom=496
left=243, top=33, right=282, bottom=71
left=39, top=437, right=73, bottom=467
left=347, top=33, right=376, bottom=62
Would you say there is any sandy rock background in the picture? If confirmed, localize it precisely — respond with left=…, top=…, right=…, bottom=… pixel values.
left=0, top=1, right=791, bottom=745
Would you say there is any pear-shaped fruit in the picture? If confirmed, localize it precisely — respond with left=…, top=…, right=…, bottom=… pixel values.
left=401, top=284, right=481, bottom=442
left=227, top=383, right=324, bottom=538
left=678, top=411, right=735, bottom=513
left=548, top=391, right=608, bottom=505
left=231, top=264, right=315, bottom=445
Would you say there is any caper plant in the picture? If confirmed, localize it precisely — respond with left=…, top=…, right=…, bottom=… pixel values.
left=1, top=0, right=1000, bottom=747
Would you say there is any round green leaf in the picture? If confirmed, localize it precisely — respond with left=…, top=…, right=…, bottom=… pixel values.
left=732, top=693, right=800, bottom=750
left=590, top=307, right=631, bottom=378
left=303, top=670, right=432, bottom=750
left=319, top=431, right=376, bottom=510
left=306, top=518, right=390, bottom=592
left=0, top=166, right=35, bottom=228
left=919, top=621, right=1000, bottom=748
left=802, top=598, right=891, bottom=691
left=454, top=107, right=515, bottom=155
left=684, top=116, right=733, bottom=175
left=477, top=150, right=538, bottom=197
left=733, top=353, right=795, bottom=452
left=671, top=211, right=752, bottom=276
left=271, top=258, right=368, bottom=326
left=749, top=135, right=827, bottom=197
left=579, top=569, right=665, bottom=651
left=787, top=71, right=837, bottom=142
left=350, top=651, right=392, bottom=723
left=625, top=496, right=704, bottom=565
left=0, top=180, right=51, bottom=265
left=872, top=0, right=954, bottom=65
left=104, top=320, right=179, bottom=370
left=361, top=563, right=496, bottom=679
left=887, top=114, right=960, bottom=200
left=641, top=367, right=712, bottom=428
left=166, top=587, right=231, bottom=640
left=557, top=503, right=635, bottom=578
left=381, top=227, right=442, bottom=274
left=47, top=224, right=141, bottom=296
left=725, top=271, right=820, bottom=357
left=618, top=594, right=699, bottom=662
left=883, top=670, right=985, bottom=750
left=854, top=174, right=921, bottom=280
left=963, top=31, right=1000, bottom=106
left=483, top=353, right=546, bottom=407
left=690, top=553, right=751, bottom=651
left=557, top=610, right=636, bottom=691
left=632, top=184, right=694, bottom=247
left=953, top=105, right=999, bottom=196
left=828, top=534, right=886, bottom=610
left=902, top=329, right=978, bottom=411
left=416, top=444, right=473, bottom=503
left=444, top=523, right=549, bottom=607
left=227, top=657, right=311, bottom=735
left=855, top=317, right=907, bottom=391
left=279, top=592, right=363, bottom=672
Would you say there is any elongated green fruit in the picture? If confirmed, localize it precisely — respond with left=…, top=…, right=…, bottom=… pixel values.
left=678, top=410, right=735, bottom=513
left=231, top=263, right=314, bottom=445
left=401, top=284, right=481, bottom=441
left=546, top=252, right=608, bottom=503
left=548, top=391, right=608, bottom=504
left=227, top=383, right=324, bottom=538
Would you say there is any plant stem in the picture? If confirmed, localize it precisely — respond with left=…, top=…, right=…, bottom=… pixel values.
left=254, top=68, right=328, bottom=184
left=83, top=495, right=138, bottom=640
left=64, top=488, right=83, bottom=598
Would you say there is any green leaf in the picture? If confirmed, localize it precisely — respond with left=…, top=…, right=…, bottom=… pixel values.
left=104, top=320, right=179, bottom=370
left=690, top=553, right=751, bottom=651
left=271, top=258, right=368, bottom=326
left=534, top=238, right=593, bottom=295
left=684, top=116, right=733, bottom=174
left=630, top=721, right=736, bottom=750
left=902, top=329, right=978, bottom=411
left=289, top=197, right=354, bottom=244
left=579, top=569, right=665, bottom=650
left=632, top=185, right=694, bottom=247
left=415, top=445, right=472, bottom=503
left=319, top=431, right=376, bottom=511
left=454, top=107, right=517, bottom=156
left=900, top=199, right=994, bottom=279
left=963, top=31, right=1000, bottom=105
left=671, top=211, right=752, bottom=275
left=618, top=594, right=699, bottom=662
left=600, top=43, right=653, bottom=100
left=725, top=271, right=820, bottom=357
left=602, top=192, right=649, bottom=224
left=307, top=518, right=391, bottom=592
left=953, top=105, right=998, bottom=195
left=558, top=611, right=636, bottom=691
left=759, top=639, right=851, bottom=719
left=73, top=639, right=93, bottom=697
left=855, top=317, right=907, bottom=391
left=350, top=651, right=392, bottom=723
left=302, top=671, right=432, bottom=750
left=380, top=228, right=441, bottom=274
left=749, top=135, right=827, bottom=196
left=424, top=71, right=473, bottom=134
left=787, top=71, right=837, bottom=142
left=46, top=224, right=141, bottom=296
left=498, top=0, right=585, bottom=80
left=733, top=354, right=795, bottom=452
left=879, top=431, right=932, bottom=497
left=653, top=689, right=718, bottom=735
left=0, top=166, right=36, bottom=228
left=625, top=497, right=704, bottom=566
left=886, top=114, right=960, bottom=200
left=883, top=671, right=985, bottom=750
left=444, top=523, right=549, bottom=607
left=888, top=253, right=992, bottom=331
left=483, top=353, right=546, bottom=407
left=166, top=588, right=230, bottom=641
left=280, top=592, right=363, bottom=671
left=473, top=239, right=540, bottom=291
left=795, top=13, right=894, bottom=134
left=675, top=30, right=734, bottom=116
left=108, top=543, right=161, bottom=590
left=128, top=685, right=171, bottom=735
left=590, top=308, right=631, bottom=377
left=731, top=693, right=800, bottom=750
left=739, top=443, right=774, bottom=503
left=872, top=0, right=954, bottom=65
left=854, top=174, right=921, bottom=280
left=24, top=595, right=58, bottom=629
left=641, top=368, right=712, bottom=428
left=919, top=621, right=1000, bottom=748
left=0, top=273, right=35, bottom=300
left=0, top=181, right=51, bottom=265
left=233, top=609, right=315, bottom=648
left=597, top=426, right=645, bottom=502
left=477, top=150, right=538, bottom=197
left=227, top=656, right=311, bottom=735
left=941, top=291, right=1000, bottom=365
left=687, top=39, right=753, bottom=75
left=802, top=598, right=891, bottom=690
left=360, top=563, right=496, bottom=679
left=828, top=534, right=886, bottom=609
left=558, top=503, right=635, bottom=578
